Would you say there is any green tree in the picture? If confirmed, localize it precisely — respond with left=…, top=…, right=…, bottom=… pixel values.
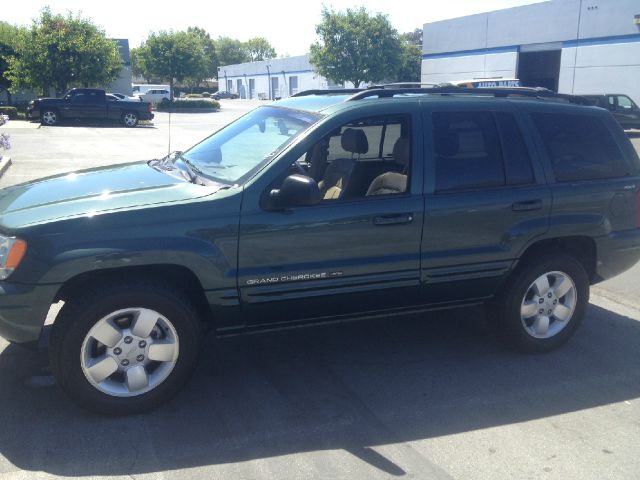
left=309, top=7, right=403, bottom=88
left=397, top=42, right=422, bottom=82
left=215, top=37, right=249, bottom=67
left=187, top=26, right=218, bottom=81
left=402, top=28, right=423, bottom=47
left=130, top=46, right=150, bottom=83
left=245, top=37, right=276, bottom=62
left=140, top=30, right=207, bottom=99
left=0, top=22, right=22, bottom=104
left=6, top=8, right=122, bottom=96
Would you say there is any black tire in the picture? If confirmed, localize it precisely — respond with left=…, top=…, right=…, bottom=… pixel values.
left=40, top=109, right=59, bottom=126
left=49, top=281, right=202, bottom=415
left=492, top=253, right=589, bottom=353
left=121, top=111, right=139, bottom=128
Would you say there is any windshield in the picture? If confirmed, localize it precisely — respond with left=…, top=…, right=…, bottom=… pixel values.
left=182, top=106, right=320, bottom=184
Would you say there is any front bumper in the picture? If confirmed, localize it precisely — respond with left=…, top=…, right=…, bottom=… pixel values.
left=0, top=282, right=59, bottom=344
left=26, top=107, right=40, bottom=120
left=594, top=229, right=640, bottom=282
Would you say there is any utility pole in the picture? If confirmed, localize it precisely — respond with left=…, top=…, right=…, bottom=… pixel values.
left=266, top=64, right=271, bottom=100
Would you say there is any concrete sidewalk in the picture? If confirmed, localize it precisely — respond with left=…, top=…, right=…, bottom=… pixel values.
left=1, top=120, right=40, bottom=129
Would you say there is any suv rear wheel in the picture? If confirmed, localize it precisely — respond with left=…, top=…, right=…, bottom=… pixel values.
left=49, top=281, right=201, bottom=415
left=121, top=111, right=139, bottom=127
left=495, top=253, right=589, bottom=353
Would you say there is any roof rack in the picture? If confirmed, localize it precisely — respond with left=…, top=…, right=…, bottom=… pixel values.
left=347, top=85, right=590, bottom=105
left=290, top=85, right=590, bottom=105
left=290, top=89, right=364, bottom=97
left=366, top=82, right=440, bottom=88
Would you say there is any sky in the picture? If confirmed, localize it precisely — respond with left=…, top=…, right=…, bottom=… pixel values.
left=3, top=0, right=547, bottom=55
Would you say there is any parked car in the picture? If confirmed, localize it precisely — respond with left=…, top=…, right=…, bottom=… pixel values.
left=3, top=85, right=640, bottom=414
left=135, top=89, right=171, bottom=103
left=582, top=94, right=640, bottom=130
left=27, top=88, right=153, bottom=127
left=110, top=92, right=140, bottom=102
left=213, top=91, right=239, bottom=100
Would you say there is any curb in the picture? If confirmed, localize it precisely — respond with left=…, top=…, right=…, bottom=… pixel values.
left=0, top=156, right=12, bottom=178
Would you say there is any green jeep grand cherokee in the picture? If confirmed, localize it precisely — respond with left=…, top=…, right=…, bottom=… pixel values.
left=1, top=86, right=639, bottom=414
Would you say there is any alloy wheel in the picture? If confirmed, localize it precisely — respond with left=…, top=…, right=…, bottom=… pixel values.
left=520, top=271, right=577, bottom=339
left=123, top=113, right=138, bottom=127
left=42, top=111, right=57, bottom=125
left=80, top=308, right=179, bottom=397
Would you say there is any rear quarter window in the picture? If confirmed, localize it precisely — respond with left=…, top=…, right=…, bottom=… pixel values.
left=433, top=111, right=506, bottom=192
left=531, top=112, right=630, bottom=182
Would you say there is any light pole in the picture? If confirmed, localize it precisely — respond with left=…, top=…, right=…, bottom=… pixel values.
left=266, top=64, right=271, bottom=100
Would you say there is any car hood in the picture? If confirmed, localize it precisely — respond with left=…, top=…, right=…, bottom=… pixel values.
left=0, top=162, right=222, bottom=229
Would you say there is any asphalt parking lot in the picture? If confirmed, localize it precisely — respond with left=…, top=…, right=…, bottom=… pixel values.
left=0, top=103, right=640, bottom=479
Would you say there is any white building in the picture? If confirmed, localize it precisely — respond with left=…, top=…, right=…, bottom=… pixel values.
left=421, top=0, right=640, bottom=104
left=218, top=55, right=352, bottom=100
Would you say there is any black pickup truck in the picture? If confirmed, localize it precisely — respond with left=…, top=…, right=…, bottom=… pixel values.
left=27, top=88, right=154, bottom=127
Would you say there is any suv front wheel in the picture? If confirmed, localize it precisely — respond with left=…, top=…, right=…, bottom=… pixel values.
left=49, top=281, right=202, bottom=415
left=495, top=253, right=589, bottom=353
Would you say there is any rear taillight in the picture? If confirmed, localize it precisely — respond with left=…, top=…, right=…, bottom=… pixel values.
left=148, top=103, right=152, bottom=113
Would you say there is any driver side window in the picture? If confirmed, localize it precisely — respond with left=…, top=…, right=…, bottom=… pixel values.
left=293, top=115, right=412, bottom=202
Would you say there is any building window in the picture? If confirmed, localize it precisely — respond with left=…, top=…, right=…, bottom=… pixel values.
left=237, top=79, right=243, bottom=98
left=289, top=76, right=298, bottom=96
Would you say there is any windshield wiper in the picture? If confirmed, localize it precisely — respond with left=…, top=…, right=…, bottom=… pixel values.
left=149, top=151, right=181, bottom=171
left=149, top=151, right=203, bottom=185
left=180, top=156, right=204, bottom=175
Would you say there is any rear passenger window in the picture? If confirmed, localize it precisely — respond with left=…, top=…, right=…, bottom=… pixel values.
left=433, top=111, right=505, bottom=192
left=531, top=113, right=630, bottom=182
left=495, top=113, right=535, bottom=185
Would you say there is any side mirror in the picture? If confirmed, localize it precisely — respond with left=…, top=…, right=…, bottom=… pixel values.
left=269, top=174, right=321, bottom=209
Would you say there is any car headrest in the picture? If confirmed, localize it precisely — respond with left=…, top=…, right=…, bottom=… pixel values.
left=393, top=137, right=410, bottom=167
left=341, top=128, right=369, bottom=155
left=434, top=130, right=459, bottom=157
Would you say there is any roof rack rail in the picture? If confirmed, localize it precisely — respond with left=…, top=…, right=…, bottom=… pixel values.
left=291, top=89, right=364, bottom=97
left=346, top=86, right=591, bottom=105
left=366, top=82, right=440, bottom=89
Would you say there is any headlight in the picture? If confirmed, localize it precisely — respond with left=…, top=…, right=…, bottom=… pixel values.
left=0, top=236, right=27, bottom=280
